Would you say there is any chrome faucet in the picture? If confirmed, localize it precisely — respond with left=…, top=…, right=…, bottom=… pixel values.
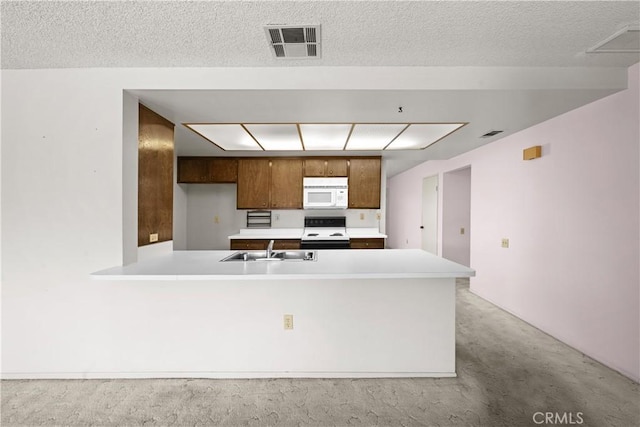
left=266, top=240, right=275, bottom=258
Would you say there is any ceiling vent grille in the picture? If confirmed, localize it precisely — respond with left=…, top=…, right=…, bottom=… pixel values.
left=587, top=25, right=640, bottom=53
left=265, top=25, right=321, bottom=59
left=481, top=130, right=504, bottom=138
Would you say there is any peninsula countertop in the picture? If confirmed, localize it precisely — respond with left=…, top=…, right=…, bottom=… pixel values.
left=91, top=249, right=474, bottom=281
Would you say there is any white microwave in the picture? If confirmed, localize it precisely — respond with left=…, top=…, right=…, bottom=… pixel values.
left=303, top=177, right=348, bottom=209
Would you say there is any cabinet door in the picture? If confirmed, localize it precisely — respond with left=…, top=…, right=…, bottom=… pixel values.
left=209, top=158, right=238, bottom=183
left=237, top=159, right=271, bottom=209
left=178, top=157, right=238, bottom=183
left=270, top=159, right=303, bottom=209
left=177, top=157, right=209, bottom=183
left=348, top=158, right=381, bottom=209
left=304, top=159, right=327, bottom=177
left=326, top=159, right=348, bottom=177
left=350, top=238, right=384, bottom=249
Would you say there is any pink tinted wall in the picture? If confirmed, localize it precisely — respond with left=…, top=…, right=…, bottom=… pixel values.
left=387, top=63, right=640, bottom=381
left=442, top=167, right=471, bottom=266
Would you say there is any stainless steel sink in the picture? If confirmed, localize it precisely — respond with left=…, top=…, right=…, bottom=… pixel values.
left=220, top=250, right=317, bottom=262
left=271, top=250, right=317, bottom=261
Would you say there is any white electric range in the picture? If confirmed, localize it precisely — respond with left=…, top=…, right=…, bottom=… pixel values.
left=300, top=216, right=350, bottom=249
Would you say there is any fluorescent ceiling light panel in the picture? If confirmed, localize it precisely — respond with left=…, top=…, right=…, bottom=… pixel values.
left=587, top=25, right=640, bottom=53
left=346, top=124, right=407, bottom=150
left=244, top=124, right=302, bottom=150
left=186, top=124, right=262, bottom=150
left=386, top=123, right=466, bottom=150
left=299, top=124, right=352, bottom=150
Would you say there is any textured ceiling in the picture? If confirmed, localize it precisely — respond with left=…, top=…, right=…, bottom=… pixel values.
left=2, top=1, right=638, bottom=177
left=2, top=1, right=639, bottom=69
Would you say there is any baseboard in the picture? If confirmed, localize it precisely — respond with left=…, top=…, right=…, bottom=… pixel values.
left=1, top=371, right=457, bottom=380
left=468, top=287, right=640, bottom=384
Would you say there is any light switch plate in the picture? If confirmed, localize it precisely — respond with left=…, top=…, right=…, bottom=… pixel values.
left=501, top=238, right=509, bottom=248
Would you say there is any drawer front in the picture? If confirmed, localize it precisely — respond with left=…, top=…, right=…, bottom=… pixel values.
left=230, top=240, right=268, bottom=250
left=230, top=239, right=302, bottom=250
left=350, top=238, right=384, bottom=249
left=274, top=240, right=301, bottom=250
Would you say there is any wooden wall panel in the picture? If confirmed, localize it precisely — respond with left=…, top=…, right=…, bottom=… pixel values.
left=138, top=104, right=174, bottom=247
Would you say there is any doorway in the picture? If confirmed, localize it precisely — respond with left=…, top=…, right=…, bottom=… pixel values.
left=421, top=175, right=439, bottom=254
left=442, top=166, right=471, bottom=266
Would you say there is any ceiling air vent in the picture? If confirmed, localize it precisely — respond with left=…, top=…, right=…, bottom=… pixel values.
left=481, top=130, right=504, bottom=138
left=265, top=25, right=321, bottom=59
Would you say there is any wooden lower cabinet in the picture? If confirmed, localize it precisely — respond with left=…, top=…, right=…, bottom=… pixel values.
left=349, top=238, right=385, bottom=249
left=230, top=239, right=301, bottom=250
left=231, top=238, right=383, bottom=250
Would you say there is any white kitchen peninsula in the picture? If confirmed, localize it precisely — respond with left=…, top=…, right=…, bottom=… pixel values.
left=91, top=249, right=474, bottom=379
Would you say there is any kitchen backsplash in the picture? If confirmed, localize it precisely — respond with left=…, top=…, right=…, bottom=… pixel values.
left=177, top=183, right=383, bottom=250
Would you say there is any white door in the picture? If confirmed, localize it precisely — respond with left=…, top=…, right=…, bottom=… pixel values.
left=421, top=175, right=439, bottom=254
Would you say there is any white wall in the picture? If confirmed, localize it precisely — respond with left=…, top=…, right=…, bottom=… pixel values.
left=184, top=184, right=245, bottom=250
left=387, top=63, right=640, bottom=381
left=0, top=66, right=420, bottom=376
left=1, top=65, right=633, bottom=378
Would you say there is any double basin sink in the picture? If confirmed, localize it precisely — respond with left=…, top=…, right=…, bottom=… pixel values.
left=221, top=250, right=317, bottom=262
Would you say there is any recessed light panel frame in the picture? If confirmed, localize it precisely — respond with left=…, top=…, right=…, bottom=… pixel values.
left=243, top=124, right=302, bottom=151
left=183, top=122, right=468, bottom=151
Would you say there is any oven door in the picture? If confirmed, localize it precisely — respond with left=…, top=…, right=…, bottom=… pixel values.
left=300, top=239, right=351, bottom=249
left=303, top=188, right=336, bottom=209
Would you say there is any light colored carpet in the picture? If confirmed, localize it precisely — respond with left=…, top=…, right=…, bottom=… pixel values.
left=2, top=281, right=638, bottom=426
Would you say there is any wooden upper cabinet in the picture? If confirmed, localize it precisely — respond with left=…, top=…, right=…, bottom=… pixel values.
left=304, top=159, right=326, bottom=177
left=348, top=158, right=381, bottom=209
left=326, top=159, right=349, bottom=176
left=304, top=158, right=348, bottom=177
left=237, top=159, right=271, bottom=209
left=270, top=159, right=303, bottom=209
left=177, top=157, right=237, bottom=183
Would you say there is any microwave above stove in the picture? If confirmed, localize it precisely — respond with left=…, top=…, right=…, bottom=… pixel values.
left=303, top=177, right=348, bottom=209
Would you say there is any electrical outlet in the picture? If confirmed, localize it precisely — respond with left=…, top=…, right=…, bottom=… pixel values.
left=359, top=213, right=365, bottom=220
left=283, top=314, right=294, bottom=330
left=149, top=233, right=158, bottom=243
left=214, top=215, right=220, bottom=224
left=501, top=238, right=509, bottom=248
left=460, top=227, right=465, bottom=235
left=275, top=213, right=280, bottom=221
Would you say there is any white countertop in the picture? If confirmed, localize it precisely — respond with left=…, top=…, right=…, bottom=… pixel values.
left=91, top=249, right=474, bottom=281
left=228, top=227, right=387, bottom=239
